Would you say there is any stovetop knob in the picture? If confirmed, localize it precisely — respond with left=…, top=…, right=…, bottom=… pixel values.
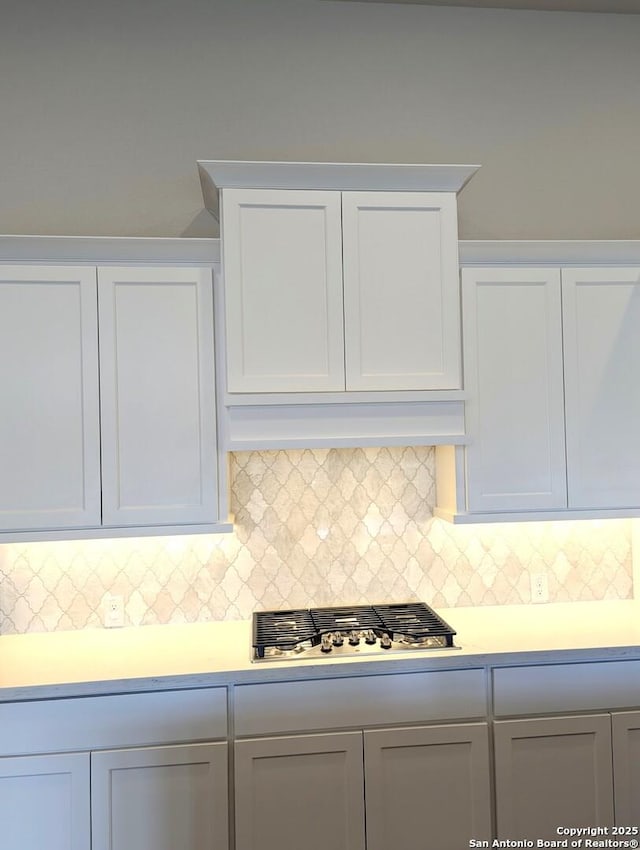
left=380, top=632, right=392, bottom=649
left=348, top=630, right=360, bottom=646
left=364, top=629, right=377, bottom=645
left=332, top=631, right=344, bottom=647
left=321, top=634, right=333, bottom=653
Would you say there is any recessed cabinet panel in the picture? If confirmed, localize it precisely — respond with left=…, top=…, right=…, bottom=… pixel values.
left=563, top=268, right=640, bottom=508
left=235, top=732, right=365, bottom=850
left=364, top=723, right=491, bottom=850
left=462, top=268, right=566, bottom=512
left=342, top=192, right=461, bottom=390
left=91, top=743, right=228, bottom=850
left=223, top=188, right=345, bottom=392
left=98, top=267, right=218, bottom=527
left=0, top=266, right=100, bottom=531
left=494, top=714, right=614, bottom=840
left=612, top=711, right=640, bottom=824
left=0, top=752, right=90, bottom=850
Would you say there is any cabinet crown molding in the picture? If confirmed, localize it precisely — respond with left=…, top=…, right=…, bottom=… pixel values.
left=197, top=160, right=480, bottom=219
left=0, top=235, right=220, bottom=264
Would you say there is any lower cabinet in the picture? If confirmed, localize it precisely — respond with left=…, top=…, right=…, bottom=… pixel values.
left=235, top=732, right=365, bottom=850
left=0, top=752, right=90, bottom=850
left=0, top=744, right=228, bottom=850
left=364, top=723, right=491, bottom=850
left=494, top=714, right=615, bottom=839
left=234, top=723, right=491, bottom=850
left=91, top=742, right=228, bottom=850
left=612, top=710, right=640, bottom=824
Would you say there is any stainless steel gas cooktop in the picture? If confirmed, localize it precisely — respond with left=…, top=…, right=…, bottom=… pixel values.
left=252, top=602, right=458, bottom=662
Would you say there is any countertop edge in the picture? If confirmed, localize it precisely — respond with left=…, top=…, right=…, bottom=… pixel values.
left=3, top=640, right=640, bottom=704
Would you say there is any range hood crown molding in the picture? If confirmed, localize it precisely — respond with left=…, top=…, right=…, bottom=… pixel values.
left=197, top=160, right=481, bottom=220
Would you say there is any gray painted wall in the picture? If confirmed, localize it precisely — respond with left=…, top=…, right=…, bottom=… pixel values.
left=1, top=0, right=639, bottom=239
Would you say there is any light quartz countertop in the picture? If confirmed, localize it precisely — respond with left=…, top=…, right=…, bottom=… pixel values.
left=1, top=599, right=639, bottom=703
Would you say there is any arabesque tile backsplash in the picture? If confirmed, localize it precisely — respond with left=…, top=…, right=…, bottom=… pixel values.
left=0, top=447, right=633, bottom=634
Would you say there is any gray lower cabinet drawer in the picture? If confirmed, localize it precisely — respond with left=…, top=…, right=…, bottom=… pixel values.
left=0, top=687, right=228, bottom=756
left=234, top=668, right=486, bottom=736
left=493, top=660, right=640, bottom=717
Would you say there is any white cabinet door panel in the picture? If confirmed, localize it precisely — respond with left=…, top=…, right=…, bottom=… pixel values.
left=612, top=711, right=640, bottom=824
left=364, top=723, right=491, bottom=850
left=343, top=192, right=461, bottom=390
left=235, top=732, right=365, bottom=850
left=0, top=752, right=90, bottom=850
left=91, top=743, right=228, bottom=850
left=98, top=267, right=218, bottom=527
left=222, top=188, right=344, bottom=392
left=0, top=266, right=100, bottom=530
left=462, top=267, right=566, bottom=512
left=563, top=268, right=640, bottom=508
left=494, top=714, right=614, bottom=840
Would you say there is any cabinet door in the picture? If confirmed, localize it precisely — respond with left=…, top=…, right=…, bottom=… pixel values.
left=563, top=268, right=640, bottom=508
left=222, top=188, right=345, bottom=392
left=494, top=714, right=614, bottom=840
left=0, top=752, right=90, bottom=850
left=364, top=723, right=491, bottom=850
left=462, top=267, right=566, bottom=512
left=612, top=711, right=640, bottom=824
left=0, top=266, right=101, bottom=531
left=235, top=731, right=365, bottom=850
left=342, top=191, right=461, bottom=391
left=91, top=742, right=228, bottom=850
left=98, top=267, right=219, bottom=527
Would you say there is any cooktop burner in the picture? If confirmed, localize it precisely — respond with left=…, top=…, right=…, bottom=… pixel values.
left=252, top=602, right=458, bottom=661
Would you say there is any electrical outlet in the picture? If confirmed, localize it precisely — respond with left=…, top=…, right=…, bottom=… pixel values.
left=104, top=595, right=125, bottom=628
left=530, top=573, right=549, bottom=604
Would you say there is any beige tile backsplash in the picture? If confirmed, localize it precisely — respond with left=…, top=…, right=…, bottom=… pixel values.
left=0, top=447, right=633, bottom=634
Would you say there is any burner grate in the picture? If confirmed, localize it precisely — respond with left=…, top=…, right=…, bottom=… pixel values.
left=374, top=602, right=456, bottom=646
left=252, top=609, right=317, bottom=658
left=310, top=604, right=381, bottom=634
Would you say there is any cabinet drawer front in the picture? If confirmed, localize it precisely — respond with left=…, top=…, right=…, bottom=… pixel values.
left=235, top=669, right=486, bottom=736
left=0, top=688, right=227, bottom=756
left=493, top=660, right=640, bottom=717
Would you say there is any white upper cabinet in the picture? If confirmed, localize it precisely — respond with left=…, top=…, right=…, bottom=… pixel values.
left=222, top=188, right=345, bottom=392
left=461, top=267, right=566, bottom=512
left=563, top=268, right=640, bottom=509
left=98, top=267, right=219, bottom=527
left=0, top=266, right=101, bottom=531
left=203, top=161, right=478, bottom=397
left=438, top=249, right=640, bottom=522
left=342, top=192, right=461, bottom=391
left=0, top=255, right=226, bottom=539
